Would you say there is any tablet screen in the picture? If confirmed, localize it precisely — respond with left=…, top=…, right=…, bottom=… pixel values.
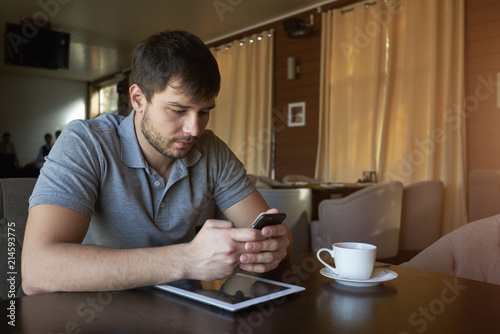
left=155, top=273, right=305, bottom=312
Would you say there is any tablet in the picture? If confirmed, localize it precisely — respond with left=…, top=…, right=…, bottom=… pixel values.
left=154, top=273, right=305, bottom=312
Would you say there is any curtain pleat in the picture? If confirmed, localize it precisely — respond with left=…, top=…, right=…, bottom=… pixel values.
left=317, top=0, right=466, bottom=234
left=209, top=30, right=274, bottom=176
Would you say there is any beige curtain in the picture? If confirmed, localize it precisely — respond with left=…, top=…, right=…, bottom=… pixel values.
left=208, top=30, right=274, bottom=176
left=317, top=0, right=466, bottom=234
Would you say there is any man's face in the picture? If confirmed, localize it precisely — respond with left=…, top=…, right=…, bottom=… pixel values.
left=140, top=84, right=215, bottom=160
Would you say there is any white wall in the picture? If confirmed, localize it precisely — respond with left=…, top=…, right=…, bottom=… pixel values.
left=0, top=73, right=87, bottom=166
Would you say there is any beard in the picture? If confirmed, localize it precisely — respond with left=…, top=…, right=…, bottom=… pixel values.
left=140, top=107, right=196, bottom=160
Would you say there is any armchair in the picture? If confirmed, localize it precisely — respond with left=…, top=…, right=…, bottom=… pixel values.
left=310, top=181, right=403, bottom=260
left=401, top=214, right=500, bottom=284
left=399, top=180, right=444, bottom=252
left=468, top=170, right=500, bottom=221
left=0, top=178, right=37, bottom=300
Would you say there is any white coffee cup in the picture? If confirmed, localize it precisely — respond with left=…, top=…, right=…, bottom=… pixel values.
left=316, top=242, right=377, bottom=280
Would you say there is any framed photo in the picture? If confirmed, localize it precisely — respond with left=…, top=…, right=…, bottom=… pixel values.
left=288, top=102, right=306, bottom=127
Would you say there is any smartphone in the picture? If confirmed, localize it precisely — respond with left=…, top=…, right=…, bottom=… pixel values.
left=251, top=213, right=287, bottom=230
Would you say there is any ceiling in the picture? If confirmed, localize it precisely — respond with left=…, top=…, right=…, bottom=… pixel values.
left=0, top=0, right=337, bottom=83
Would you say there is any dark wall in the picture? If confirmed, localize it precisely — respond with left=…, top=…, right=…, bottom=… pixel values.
left=273, top=12, right=322, bottom=181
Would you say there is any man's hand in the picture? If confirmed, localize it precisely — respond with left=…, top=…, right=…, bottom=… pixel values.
left=218, top=190, right=294, bottom=275
left=186, top=219, right=265, bottom=280
left=186, top=210, right=292, bottom=280
left=238, top=210, right=291, bottom=273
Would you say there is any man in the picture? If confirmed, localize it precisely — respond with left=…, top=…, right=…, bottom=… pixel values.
left=21, top=30, right=291, bottom=295
left=35, top=133, right=52, bottom=169
left=0, top=132, right=15, bottom=155
left=35, top=133, right=53, bottom=168
left=0, top=132, right=19, bottom=177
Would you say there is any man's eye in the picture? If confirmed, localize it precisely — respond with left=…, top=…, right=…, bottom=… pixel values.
left=171, top=109, right=185, bottom=113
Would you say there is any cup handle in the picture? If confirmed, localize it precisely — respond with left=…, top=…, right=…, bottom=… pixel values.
left=316, top=248, right=338, bottom=276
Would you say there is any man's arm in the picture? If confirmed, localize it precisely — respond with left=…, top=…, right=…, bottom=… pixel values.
left=21, top=204, right=263, bottom=295
left=223, top=189, right=293, bottom=273
left=21, top=204, right=186, bottom=294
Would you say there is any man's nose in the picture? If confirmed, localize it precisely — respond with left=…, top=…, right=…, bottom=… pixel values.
left=183, top=113, right=203, bottom=137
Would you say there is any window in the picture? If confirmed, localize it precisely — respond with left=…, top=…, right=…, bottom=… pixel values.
left=99, top=84, right=119, bottom=115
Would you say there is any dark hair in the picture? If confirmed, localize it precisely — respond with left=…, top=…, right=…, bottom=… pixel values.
left=131, top=29, right=221, bottom=103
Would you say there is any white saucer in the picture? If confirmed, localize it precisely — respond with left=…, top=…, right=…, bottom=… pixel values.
left=293, top=181, right=308, bottom=186
left=320, top=267, right=398, bottom=287
left=321, top=183, right=344, bottom=188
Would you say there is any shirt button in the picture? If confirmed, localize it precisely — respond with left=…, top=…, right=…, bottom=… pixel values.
left=154, top=181, right=161, bottom=187
left=160, top=202, right=165, bottom=208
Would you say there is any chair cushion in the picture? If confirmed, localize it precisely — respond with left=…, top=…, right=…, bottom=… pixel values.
left=401, top=215, right=500, bottom=284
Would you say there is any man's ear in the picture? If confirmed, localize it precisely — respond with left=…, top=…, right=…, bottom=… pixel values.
left=129, top=84, right=146, bottom=112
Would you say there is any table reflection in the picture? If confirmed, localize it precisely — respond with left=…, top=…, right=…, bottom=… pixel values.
left=316, top=281, right=397, bottom=330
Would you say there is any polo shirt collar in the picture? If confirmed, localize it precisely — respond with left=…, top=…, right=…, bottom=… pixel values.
left=118, top=110, right=202, bottom=170
left=119, top=110, right=147, bottom=169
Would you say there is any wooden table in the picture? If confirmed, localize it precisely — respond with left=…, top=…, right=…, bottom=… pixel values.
left=2, top=252, right=499, bottom=333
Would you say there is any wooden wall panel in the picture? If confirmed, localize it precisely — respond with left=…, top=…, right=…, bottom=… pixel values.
left=466, top=0, right=500, bottom=172
left=273, top=12, right=322, bottom=181
left=467, top=0, right=500, bottom=9
left=468, top=36, right=500, bottom=58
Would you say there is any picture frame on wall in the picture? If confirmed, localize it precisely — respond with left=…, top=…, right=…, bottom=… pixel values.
left=287, top=102, right=306, bottom=127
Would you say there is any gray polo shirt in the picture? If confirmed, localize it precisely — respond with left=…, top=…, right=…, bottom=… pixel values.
left=29, top=111, right=254, bottom=249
